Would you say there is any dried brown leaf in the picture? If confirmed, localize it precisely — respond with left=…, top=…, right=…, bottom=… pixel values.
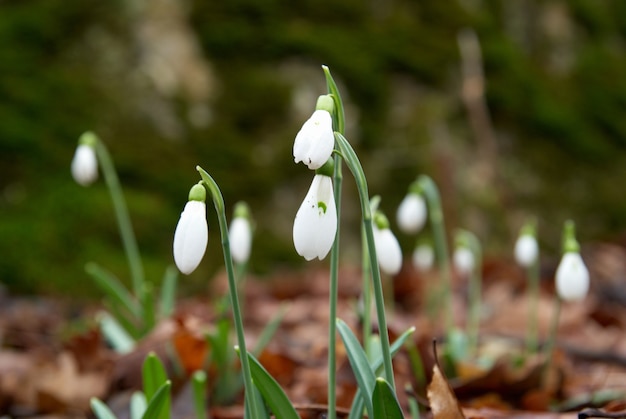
left=428, top=360, right=467, bottom=419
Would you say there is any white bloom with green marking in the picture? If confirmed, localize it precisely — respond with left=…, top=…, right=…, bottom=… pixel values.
left=173, top=184, right=208, bottom=274
left=293, top=110, right=334, bottom=170
left=293, top=174, right=337, bottom=260
left=555, top=252, right=589, bottom=301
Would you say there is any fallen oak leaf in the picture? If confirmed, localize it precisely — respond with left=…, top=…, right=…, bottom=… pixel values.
left=427, top=340, right=466, bottom=419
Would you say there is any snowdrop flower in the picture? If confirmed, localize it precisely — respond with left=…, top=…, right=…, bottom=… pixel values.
left=173, top=183, right=208, bottom=275
left=373, top=211, right=403, bottom=275
left=396, top=189, right=427, bottom=234
left=453, top=246, right=474, bottom=275
left=293, top=95, right=335, bottom=170
left=293, top=171, right=337, bottom=261
left=514, top=221, right=538, bottom=268
left=71, top=132, right=98, bottom=186
left=412, top=242, right=434, bottom=271
left=555, top=221, right=589, bottom=302
left=229, top=201, right=253, bottom=264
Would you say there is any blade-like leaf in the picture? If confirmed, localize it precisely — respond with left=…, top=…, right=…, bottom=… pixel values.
left=97, top=311, right=135, bottom=354
left=336, top=319, right=375, bottom=416
left=191, top=370, right=207, bottom=419
left=141, top=282, right=156, bottom=335
left=372, top=377, right=404, bottom=419
left=142, top=381, right=172, bottom=419
left=90, top=398, right=118, bottom=419
left=252, top=302, right=288, bottom=357
left=86, top=262, right=140, bottom=318
left=239, top=349, right=300, bottom=419
left=142, top=352, right=170, bottom=419
left=130, top=391, right=147, bottom=419
left=349, top=326, right=415, bottom=417
left=159, top=265, right=178, bottom=318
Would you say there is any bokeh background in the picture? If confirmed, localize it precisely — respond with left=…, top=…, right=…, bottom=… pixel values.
left=2, top=0, right=626, bottom=296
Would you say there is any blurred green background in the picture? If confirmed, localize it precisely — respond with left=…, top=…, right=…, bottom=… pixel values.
left=2, top=0, right=626, bottom=296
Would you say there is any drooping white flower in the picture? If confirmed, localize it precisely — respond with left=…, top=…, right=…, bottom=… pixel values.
left=396, top=193, right=427, bottom=234
left=555, top=252, right=589, bottom=302
left=293, top=174, right=337, bottom=260
left=412, top=243, right=434, bottom=271
left=71, top=143, right=98, bottom=186
left=173, top=184, right=208, bottom=275
left=453, top=247, right=475, bottom=275
left=293, top=110, right=334, bottom=170
left=229, top=203, right=252, bottom=264
left=373, top=213, right=403, bottom=275
left=514, top=234, right=538, bottom=268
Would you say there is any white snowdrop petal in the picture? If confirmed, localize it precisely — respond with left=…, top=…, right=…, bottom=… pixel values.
left=396, top=194, right=427, bottom=234
left=229, top=217, right=252, bottom=264
left=293, top=175, right=337, bottom=260
left=556, top=252, right=590, bottom=301
left=173, top=201, right=208, bottom=274
left=374, top=227, right=403, bottom=275
left=514, top=234, right=538, bottom=267
left=71, top=144, right=98, bottom=186
left=412, top=244, right=434, bottom=271
left=293, top=110, right=334, bottom=170
left=453, top=247, right=475, bottom=274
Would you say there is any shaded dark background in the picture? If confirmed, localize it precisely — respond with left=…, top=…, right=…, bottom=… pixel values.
left=2, top=0, right=626, bottom=296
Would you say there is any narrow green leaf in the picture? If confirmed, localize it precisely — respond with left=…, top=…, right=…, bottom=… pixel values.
left=90, top=398, right=118, bottom=419
left=130, top=391, right=147, bottom=419
left=372, top=378, right=404, bottom=419
left=142, top=381, right=172, bottom=419
left=141, top=282, right=156, bottom=335
left=86, top=262, right=140, bottom=318
left=252, top=302, right=288, bottom=357
left=349, top=326, right=415, bottom=417
left=159, top=265, right=178, bottom=319
left=238, top=349, right=301, bottom=419
left=97, top=311, right=135, bottom=354
left=246, top=383, right=271, bottom=419
left=336, top=319, right=375, bottom=416
left=104, top=300, right=142, bottom=339
left=142, top=352, right=168, bottom=397
left=322, top=65, right=345, bottom=135
left=191, top=370, right=207, bottom=419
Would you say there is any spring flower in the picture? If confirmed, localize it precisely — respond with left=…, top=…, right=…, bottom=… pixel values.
left=173, top=183, right=208, bottom=274
left=71, top=132, right=98, bottom=186
left=453, top=246, right=474, bottom=275
left=293, top=173, right=337, bottom=261
left=396, top=192, right=427, bottom=234
left=229, top=202, right=252, bottom=264
left=555, top=221, right=589, bottom=302
left=515, top=221, right=538, bottom=268
left=412, top=243, right=434, bottom=271
left=293, top=95, right=335, bottom=170
left=373, top=211, right=403, bottom=275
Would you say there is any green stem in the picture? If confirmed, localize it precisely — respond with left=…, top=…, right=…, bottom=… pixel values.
left=94, top=138, right=145, bottom=298
left=418, top=175, right=453, bottom=334
left=361, top=223, right=372, bottom=356
left=543, top=295, right=561, bottom=386
left=458, top=229, right=482, bottom=356
left=335, top=132, right=395, bottom=389
left=324, top=64, right=346, bottom=419
left=526, top=258, right=540, bottom=355
left=196, top=166, right=260, bottom=419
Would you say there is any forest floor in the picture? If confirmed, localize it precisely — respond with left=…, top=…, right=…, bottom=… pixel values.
left=2, top=242, right=626, bottom=419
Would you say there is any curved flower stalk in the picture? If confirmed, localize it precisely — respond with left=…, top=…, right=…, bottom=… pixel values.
left=515, top=219, right=541, bottom=354
left=454, top=229, right=482, bottom=356
left=413, top=239, right=434, bottom=271
left=173, top=183, right=209, bottom=275
left=293, top=95, right=335, bottom=170
left=396, top=186, right=427, bottom=234
left=71, top=132, right=98, bottom=186
left=195, top=166, right=260, bottom=418
left=373, top=211, right=403, bottom=276
left=229, top=201, right=253, bottom=265
left=544, top=220, right=588, bottom=382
